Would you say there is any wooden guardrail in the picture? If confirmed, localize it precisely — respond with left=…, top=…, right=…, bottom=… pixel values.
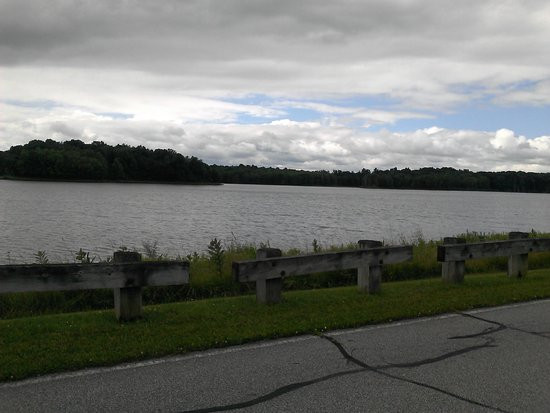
left=0, top=251, right=189, bottom=321
left=233, top=240, right=413, bottom=303
left=437, top=232, right=550, bottom=283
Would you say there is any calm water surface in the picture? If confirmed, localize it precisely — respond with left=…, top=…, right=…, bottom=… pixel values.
left=1, top=180, right=549, bottom=264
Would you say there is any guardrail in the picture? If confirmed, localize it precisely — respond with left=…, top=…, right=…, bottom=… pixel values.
left=437, top=232, right=550, bottom=283
left=0, top=251, right=189, bottom=321
left=233, top=240, right=413, bottom=303
left=4, top=232, right=549, bottom=317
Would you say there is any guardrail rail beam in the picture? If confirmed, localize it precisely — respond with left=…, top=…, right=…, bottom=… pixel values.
left=0, top=253, right=190, bottom=322
left=438, top=232, right=550, bottom=282
left=234, top=242, right=413, bottom=303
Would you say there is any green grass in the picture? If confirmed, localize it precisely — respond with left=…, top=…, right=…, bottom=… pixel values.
left=2, top=268, right=550, bottom=382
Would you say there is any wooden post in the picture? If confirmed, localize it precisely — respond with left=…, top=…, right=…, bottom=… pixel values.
left=255, top=248, right=283, bottom=304
left=442, top=237, right=466, bottom=283
left=357, top=240, right=383, bottom=293
left=508, top=232, right=529, bottom=278
left=113, top=251, right=143, bottom=321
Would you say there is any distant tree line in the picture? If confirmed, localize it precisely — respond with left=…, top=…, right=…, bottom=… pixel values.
left=213, top=165, right=360, bottom=187
left=0, top=139, right=217, bottom=183
left=213, top=165, right=550, bottom=193
left=1, top=139, right=550, bottom=193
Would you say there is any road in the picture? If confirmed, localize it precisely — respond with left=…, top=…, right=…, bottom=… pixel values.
left=1, top=299, right=550, bottom=412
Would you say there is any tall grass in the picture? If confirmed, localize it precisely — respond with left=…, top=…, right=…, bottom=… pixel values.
left=1, top=231, right=550, bottom=319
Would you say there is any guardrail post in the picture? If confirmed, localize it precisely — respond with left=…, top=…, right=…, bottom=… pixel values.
left=113, top=251, right=143, bottom=321
left=357, top=240, right=383, bottom=293
left=442, top=237, right=466, bottom=283
left=508, top=232, right=529, bottom=278
left=256, top=248, right=283, bottom=304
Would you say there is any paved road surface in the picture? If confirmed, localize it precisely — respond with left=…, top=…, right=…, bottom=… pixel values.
left=1, top=299, right=550, bottom=412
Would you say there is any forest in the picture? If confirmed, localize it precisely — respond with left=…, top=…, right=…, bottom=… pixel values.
left=1, top=139, right=550, bottom=193
left=0, top=139, right=217, bottom=183
left=213, top=164, right=550, bottom=193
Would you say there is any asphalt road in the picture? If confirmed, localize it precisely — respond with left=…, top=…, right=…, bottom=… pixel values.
left=1, top=299, right=550, bottom=412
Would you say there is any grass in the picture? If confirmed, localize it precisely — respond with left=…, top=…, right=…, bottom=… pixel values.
left=2, top=268, right=550, bottom=382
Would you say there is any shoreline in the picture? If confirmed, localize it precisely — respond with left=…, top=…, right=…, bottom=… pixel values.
left=0, top=176, right=223, bottom=186
left=3, top=176, right=550, bottom=194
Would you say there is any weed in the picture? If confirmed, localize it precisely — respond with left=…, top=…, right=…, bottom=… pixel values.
left=312, top=239, right=321, bottom=253
left=142, top=240, right=165, bottom=260
left=185, top=252, right=200, bottom=262
left=207, top=238, right=225, bottom=277
left=258, top=241, right=271, bottom=249
left=34, top=250, right=49, bottom=264
left=75, top=248, right=95, bottom=264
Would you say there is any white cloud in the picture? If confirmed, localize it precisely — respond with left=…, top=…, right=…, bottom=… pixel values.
left=1, top=0, right=549, bottom=171
left=1, top=1, right=550, bottom=108
left=0, top=67, right=285, bottom=123
left=2, top=103, right=549, bottom=172
left=491, top=129, right=520, bottom=150
left=276, top=100, right=433, bottom=126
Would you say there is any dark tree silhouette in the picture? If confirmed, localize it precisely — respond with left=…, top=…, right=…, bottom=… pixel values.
left=0, top=139, right=217, bottom=183
left=1, top=139, right=550, bottom=193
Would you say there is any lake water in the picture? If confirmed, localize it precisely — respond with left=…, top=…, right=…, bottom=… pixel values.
left=1, top=180, right=549, bottom=264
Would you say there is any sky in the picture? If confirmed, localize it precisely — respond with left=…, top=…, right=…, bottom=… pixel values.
left=1, top=0, right=550, bottom=172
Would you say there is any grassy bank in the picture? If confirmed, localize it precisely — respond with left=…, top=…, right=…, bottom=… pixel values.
left=2, top=268, right=550, bottom=382
left=2, top=231, right=550, bottom=319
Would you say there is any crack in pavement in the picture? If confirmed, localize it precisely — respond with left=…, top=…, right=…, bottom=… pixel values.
left=178, top=368, right=365, bottom=413
left=459, top=312, right=550, bottom=340
left=449, top=325, right=507, bottom=339
left=321, top=335, right=509, bottom=413
left=374, top=337, right=497, bottom=370
left=180, top=331, right=505, bottom=413
left=180, top=309, right=550, bottom=413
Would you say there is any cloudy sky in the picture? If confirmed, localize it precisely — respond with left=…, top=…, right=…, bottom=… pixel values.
left=1, top=0, right=549, bottom=171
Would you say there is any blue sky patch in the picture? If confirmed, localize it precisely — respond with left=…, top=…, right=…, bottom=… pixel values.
left=227, top=93, right=549, bottom=138
left=391, top=104, right=550, bottom=138
left=3, top=99, right=61, bottom=110
left=95, top=112, right=134, bottom=120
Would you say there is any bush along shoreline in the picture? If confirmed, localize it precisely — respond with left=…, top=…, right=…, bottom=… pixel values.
left=2, top=231, right=550, bottom=320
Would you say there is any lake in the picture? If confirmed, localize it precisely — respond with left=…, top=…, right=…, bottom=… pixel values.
left=1, top=180, right=549, bottom=264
